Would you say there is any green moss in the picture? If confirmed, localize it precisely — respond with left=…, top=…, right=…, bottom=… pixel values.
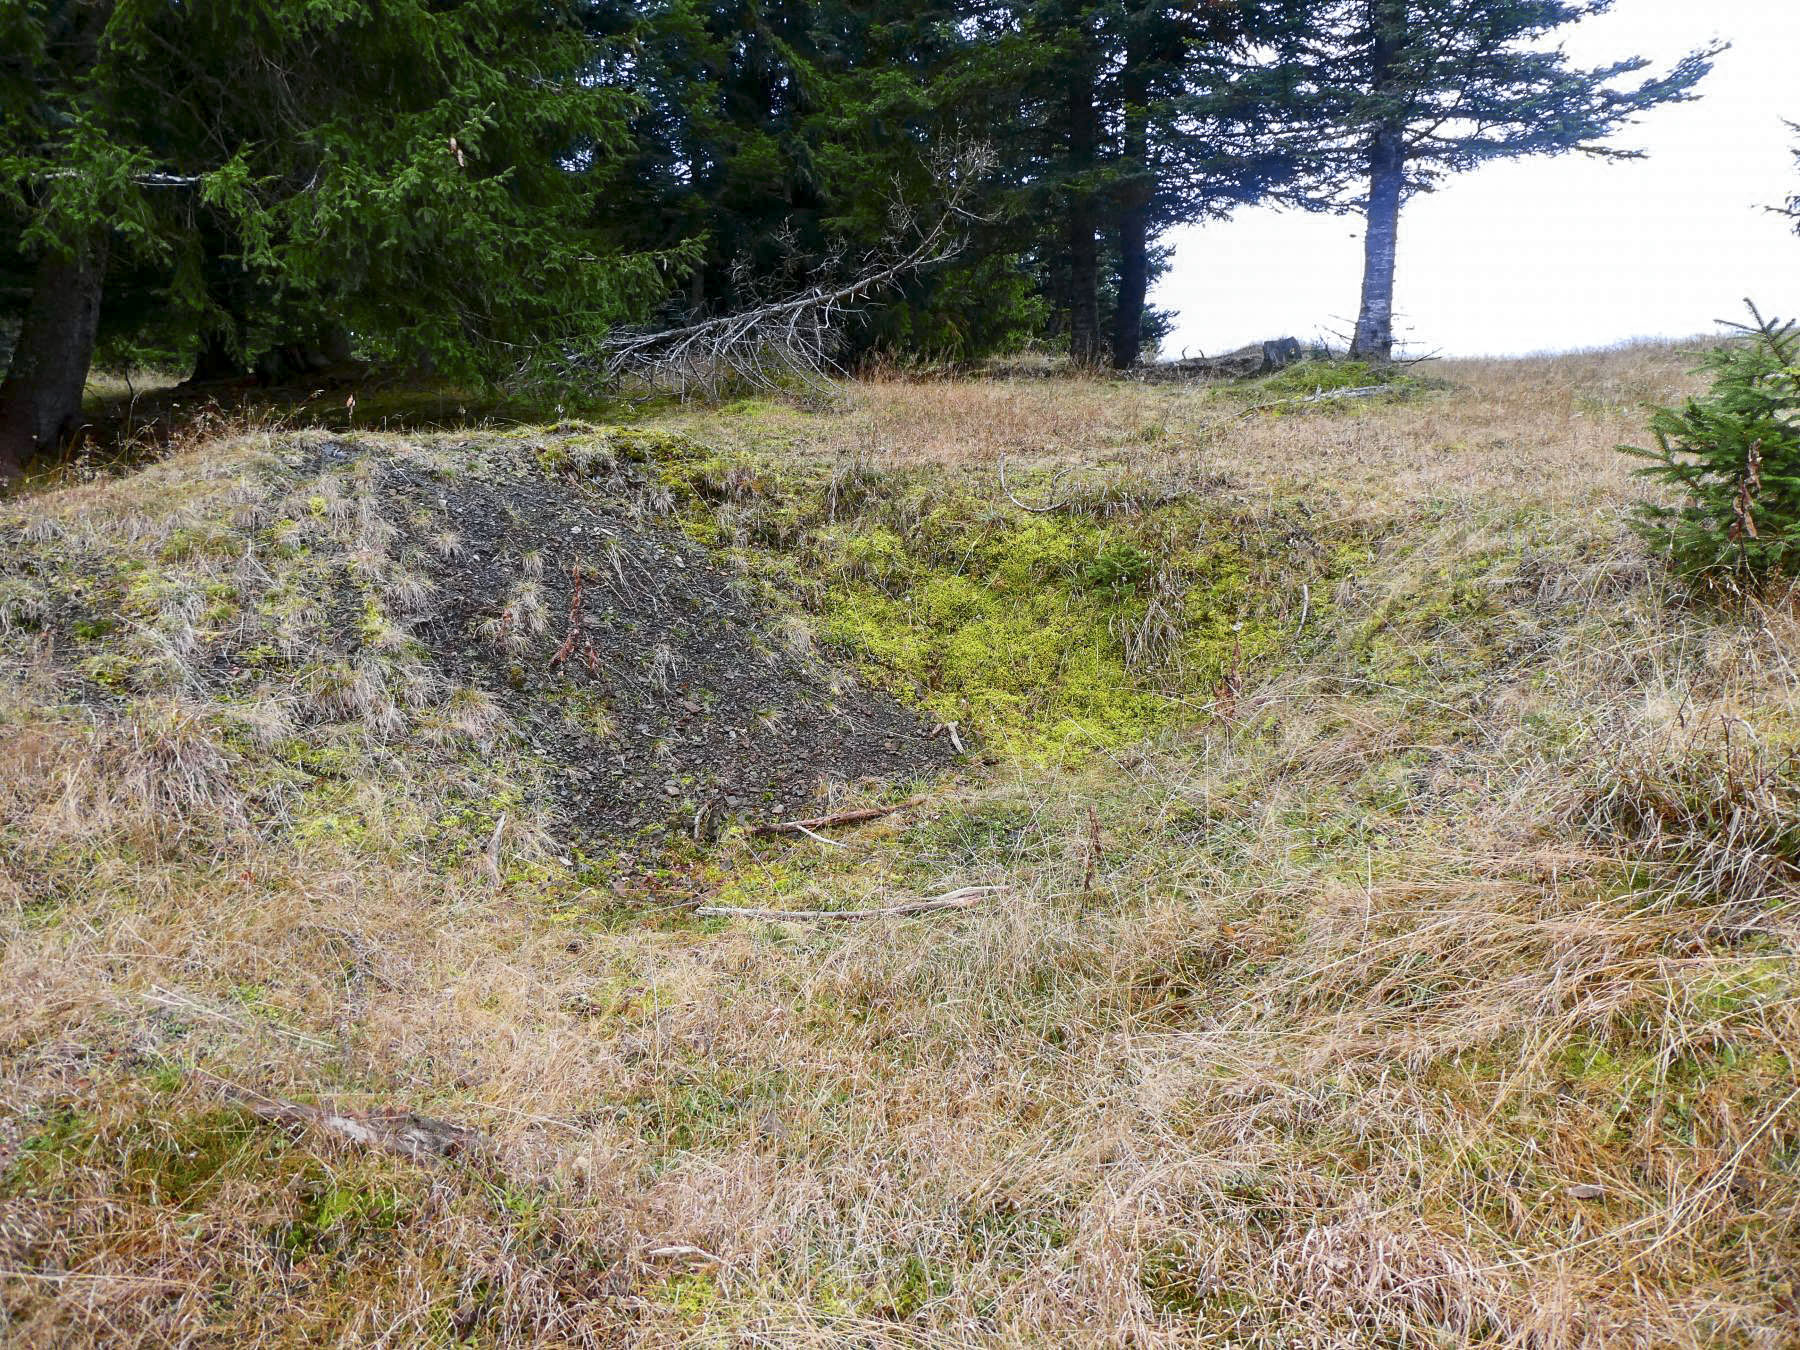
left=122, top=1109, right=296, bottom=1208
left=875, top=1251, right=949, bottom=1319
left=278, top=1178, right=412, bottom=1260
left=553, top=687, right=616, bottom=740
left=80, top=650, right=137, bottom=690
left=3, top=1106, right=93, bottom=1193
left=1353, top=546, right=1520, bottom=684
left=810, top=504, right=1328, bottom=759
left=655, top=1271, right=719, bottom=1317
left=159, top=523, right=241, bottom=563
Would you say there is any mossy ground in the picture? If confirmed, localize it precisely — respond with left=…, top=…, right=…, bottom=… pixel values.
left=650, top=432, right=1361, bottom=761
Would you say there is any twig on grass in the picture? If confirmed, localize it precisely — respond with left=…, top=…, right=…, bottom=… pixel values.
left=998, top=455, right=1074, bottom=514
left=482, top=815, right=506, bottom=886
left=750, top=795, right=926, bottom=837
left=695, top=884, right=1005, bottom=923
left=1083, top=805, right=1102, bottom=896
left=793, top=822, right=849, bottom=849
left=196, top=1071, right=490, bottom=1166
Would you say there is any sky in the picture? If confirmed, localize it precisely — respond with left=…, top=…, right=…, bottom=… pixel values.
left=1154, top=0, right=1800, bottom=359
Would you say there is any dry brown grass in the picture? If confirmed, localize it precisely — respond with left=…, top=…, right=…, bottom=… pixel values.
left=687, top=341, right=1697, bottom=490
left=5, top=343, right=1798, bottom=1346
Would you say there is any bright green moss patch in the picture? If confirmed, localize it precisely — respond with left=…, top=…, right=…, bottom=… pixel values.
left=803, top=495, right=1342, bottom=760
left=606, top=441, right=1363, bottom=760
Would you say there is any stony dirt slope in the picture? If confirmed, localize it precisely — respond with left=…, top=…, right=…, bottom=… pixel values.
left=3, top=424, right=953, bottom=856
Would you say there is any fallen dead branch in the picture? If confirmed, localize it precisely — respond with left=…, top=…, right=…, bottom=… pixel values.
left=695, top=884, right=1005, bottom=923
left=597, top=144, right=991, bottom=398
left=549, top=564, right=600, bottom=674
left=198, top=1072, right=490, bottom=1166
left=750, top=795, right=926, bottom=837
left=645, top=1244, right=724, bottom=1265
left=1237, top=383, right=1405, bottom=419
left=998, top=454, right=1074, bottom=513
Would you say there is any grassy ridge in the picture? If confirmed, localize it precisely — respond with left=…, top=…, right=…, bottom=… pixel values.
left=4, top=345, right=1799, bottom=1346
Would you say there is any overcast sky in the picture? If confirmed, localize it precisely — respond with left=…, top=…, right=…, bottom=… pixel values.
left=1155, top=0, right=1800, bottom=358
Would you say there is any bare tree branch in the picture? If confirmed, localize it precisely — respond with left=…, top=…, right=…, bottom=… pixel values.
left=592, top=144, right=994, bottom=399
left=998, top=455, right=1074, bottom=513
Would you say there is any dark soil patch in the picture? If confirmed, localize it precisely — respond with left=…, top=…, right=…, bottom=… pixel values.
left=357, top=432, right=954, bottom=845
left=2, top=427, right=956, bottom=854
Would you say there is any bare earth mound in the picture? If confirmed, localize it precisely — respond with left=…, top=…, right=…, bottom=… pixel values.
left=10, top=426, right=953, bottom=853
left=332, top=433, right=951, bottom=841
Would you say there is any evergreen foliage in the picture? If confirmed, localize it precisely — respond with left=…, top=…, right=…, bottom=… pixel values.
left=1626, top=306, right=1800, bottom=590
left=0, top=0, right=686, bottom=476
left=3, top=0, right=684, bottom=373
left=1273, top=0, right=1718, bottom=360
left=1779, top=122, right=1800, bottom=233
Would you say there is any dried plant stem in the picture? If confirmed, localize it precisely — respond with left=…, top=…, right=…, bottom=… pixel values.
left=696, top=885, right=1005, bottom=922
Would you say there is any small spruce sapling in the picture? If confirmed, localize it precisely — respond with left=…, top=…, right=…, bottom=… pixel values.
left=1625, top=304, right=1800, bottom=590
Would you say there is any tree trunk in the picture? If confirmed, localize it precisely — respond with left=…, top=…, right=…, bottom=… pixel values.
left=1111, top=35, right=1153, bottom=371
left=1066, top=62, right=1103, bottom=368
left=1111, top=204, right=1150, bottom=370
left=1349, top=125, right=1404, bottom=363
left=188, top=326, right=245, bottom=384
left=1349, top=0, right=1407, bottom=364
left=0, top=238, right=108, bottom=484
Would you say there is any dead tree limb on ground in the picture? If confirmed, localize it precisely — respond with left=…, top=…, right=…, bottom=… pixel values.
left=197, top=1072, right=490, bottom=1165
left=598, top=145, right=993, bottom=399
left=695, top=885, right=1006, bottom=922
left=750, top=796, right=927, bottom=837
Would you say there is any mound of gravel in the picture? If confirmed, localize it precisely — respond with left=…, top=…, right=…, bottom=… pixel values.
left=317, top=429, right=953, bottom=843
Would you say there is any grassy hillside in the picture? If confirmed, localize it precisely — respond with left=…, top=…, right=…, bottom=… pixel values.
left=5, top=345, right=1799, bottom=1346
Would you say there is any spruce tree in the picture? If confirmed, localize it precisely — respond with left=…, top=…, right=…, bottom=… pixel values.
left=937, top=1, right=1298, bottom=368
left=1279, top=0, right=1717, bottom=362
left=0, top=0, right=679, bottom=481
left=1626, top=306, right=1800, bottom=590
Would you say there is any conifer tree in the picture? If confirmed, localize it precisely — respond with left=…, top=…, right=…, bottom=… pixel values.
left=1280, top=0, right=1717, bottom=362
left=937, top=0, right=1297, bottom=367
left=0, top=0, right=679, bottom=481
left=1626, top=305, right=1800, bottom=590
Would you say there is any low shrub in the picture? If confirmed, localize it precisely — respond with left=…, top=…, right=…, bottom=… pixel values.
left=1625, top=304, right=1800, bottom=591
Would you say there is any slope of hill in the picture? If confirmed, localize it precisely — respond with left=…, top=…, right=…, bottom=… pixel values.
left=4, top=345, right=1797, bottom=1346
